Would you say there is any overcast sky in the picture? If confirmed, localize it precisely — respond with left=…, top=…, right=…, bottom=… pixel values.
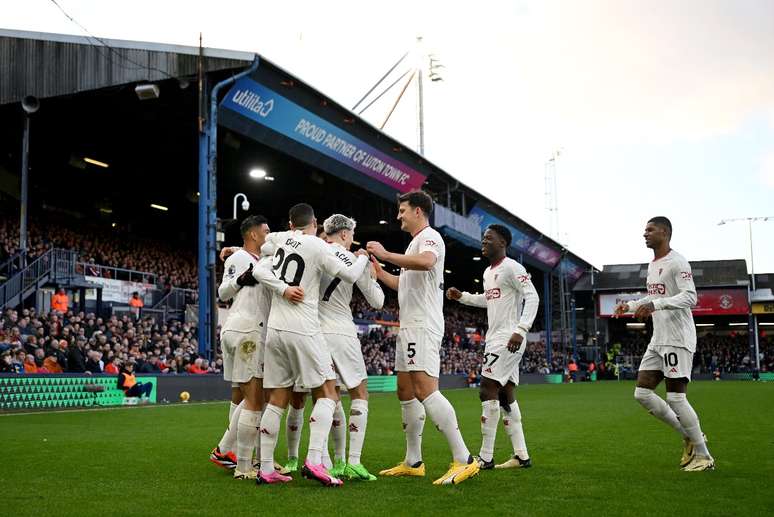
left=4, top=0, right=773, bottom=272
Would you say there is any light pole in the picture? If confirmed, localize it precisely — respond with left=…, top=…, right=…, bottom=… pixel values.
left=232, top=193, right=249, bottom=220
left=718, top=216, right=774, bottom=371
left=20, top=95, right=39, bottom=258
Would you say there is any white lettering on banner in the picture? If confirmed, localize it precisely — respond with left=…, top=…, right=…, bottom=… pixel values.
left=231, top=89, right=274, bottom=117
left=85, top=276, right=153, bottom=304
left=292, top=118, right=412, bottom=186
left=598, top=292, right=645, bottom=317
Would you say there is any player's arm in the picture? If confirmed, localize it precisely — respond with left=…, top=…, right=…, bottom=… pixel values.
left=512, top=266, right=539, bottom=337
left=320, top=245, right=369, bottom=284
left=366, top=241, right=436, bottom=271
left=653, top=260, right=697, bottom=310
left=251, top=258, right=291, bottom=297
left=370, top=256, right=399, bottom=291
left=446, top=287, right=487, bottom=307
left=614, top=295, right=653, bottom=317
left=355, top=263, right=385, bottom=309
left=217, top=253, right=251, bottom=302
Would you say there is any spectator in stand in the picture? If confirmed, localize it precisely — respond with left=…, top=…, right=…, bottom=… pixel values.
left=0, top=351, right=13, bottom=372
left=104, top=356, right=120, bottom=374
left=129, top=291, right=144, bottom=319
left=188, top=357, right=207, bottom=374
left=52, top=288, right=69, bottom=313
left=24, top=353, right=38, bottom=373
left=85, top=350, right=103, bottom=374
left=42, top=353, right=63, bottom=373
left=67, top=337, right=88, bottom=373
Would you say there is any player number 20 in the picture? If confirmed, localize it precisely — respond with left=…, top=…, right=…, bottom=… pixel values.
left=272, top=248, right=306, bottom=286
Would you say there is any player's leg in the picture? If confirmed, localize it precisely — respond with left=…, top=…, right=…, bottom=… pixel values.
left=477, top=377, right=500, bottom=469
left=282, top=389, right=306, bottom=473
left=212, top=386, right=242, bottom=468
left=495, top=382, right=532, bottom=469
left=257, top=329, right=294, bottom=484
left=634, top=349, right=689, bottom=442
left=663, top=349, right=713, bottom=471
left=380, top=328, right=426, bottom=477
left=344, top=381, right=376, bottom=480
left=327, top=386, right=347, bottom=475
left=234, top=376, right=263, bottom=478
left=299, top=333, right=343, bottom=486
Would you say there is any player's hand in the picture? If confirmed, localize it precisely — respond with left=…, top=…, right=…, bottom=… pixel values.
left=366, top=241, right=387, bottom=259
left=236, top=264, right=258, bottom=287
left=613, top=303, right=629, bottom=318
left=634, top=302, right=655, bottom=321
left=354, top=248, right=369, bottom=258
left=446, top=287, right=462, bottom=301
left=219, top=246, right=239, bottom=262
left=507, top=332, right=524, bottom=353
left=370, top=256, right=384, bottom=278
left=282, top=286, right=304, bottom=303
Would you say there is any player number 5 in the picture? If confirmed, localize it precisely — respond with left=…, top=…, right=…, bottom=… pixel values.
left=407, top=343, right=416, bottom=358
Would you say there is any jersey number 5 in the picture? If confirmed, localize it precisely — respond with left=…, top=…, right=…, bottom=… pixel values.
left=272, top=248, right=306, bottom=286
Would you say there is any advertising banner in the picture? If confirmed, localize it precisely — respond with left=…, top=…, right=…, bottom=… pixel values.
left=85, top=276, right=154, bottom=304
left=0, top=375, right=157, bottom=410
left=221, top=77, right=426, bottom=194
left=599, top=289, right=749, bottom=317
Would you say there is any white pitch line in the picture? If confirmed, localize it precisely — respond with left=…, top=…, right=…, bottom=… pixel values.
left=0, top=400, right=226, bottom=417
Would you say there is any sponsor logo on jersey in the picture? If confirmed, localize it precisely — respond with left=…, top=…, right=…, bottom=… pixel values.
left=647, top=283, right=666, bottom=295
left=680, top=271, right=693, bottom=280
left=424, top=240, right=437, bottom=248
left=516, top=274, right=531, bottom=285
left=227, top=264, right=236, bottom=277
left=485, top=288, right=501, bottom=300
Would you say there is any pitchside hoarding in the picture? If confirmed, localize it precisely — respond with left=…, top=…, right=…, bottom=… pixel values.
left=221, top=77, right=426, bottom=195
left=598, top=289, right=750, bottom=317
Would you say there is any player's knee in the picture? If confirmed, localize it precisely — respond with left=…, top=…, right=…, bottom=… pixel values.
left=665, top=391, right=686, bottom=406
left=634, top=386, right=652, bottom=403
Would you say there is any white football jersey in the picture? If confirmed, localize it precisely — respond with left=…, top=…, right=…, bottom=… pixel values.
left=265, top=230, right=369, bottom=336
left=627, top=250, right=697, bottom=352
left=319, top=242, right=384, bottom=337
left=218, top=250, right=286, bottom=335
left=398, top=226, right=445, bottom=336
left=459, top=257, right=539, bottom=344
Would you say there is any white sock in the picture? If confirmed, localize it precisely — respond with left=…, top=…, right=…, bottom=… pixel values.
left=236, top=409, right=260, bottom=472
left=422, top=391, right=470, bottom=464
left=218, top=400, right=243, bottom=452
left=348, top=399, right=369, bottom=465
left=259, top=404, right=283, bottom=474
left=502, top=403, right=529, bottom=459
left=322, top=434, right=332, bottom=469
left=307, top=398, right=336, bottom=465
left=253, top=410, right=262, bottom=464
left=478, top=399, right=500, bottom=463
left=634, top=387, right=688, bottom=438
left=666, top=392, right=711, bottom=457
left=400, top=398, right=425, bottom=465
left=332, top=400, right=347, bottom=462
left=286, top=406, right=304, bottom=459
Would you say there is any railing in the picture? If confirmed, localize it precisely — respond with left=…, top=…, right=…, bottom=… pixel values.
left=0, top=249, right=58, bottom=308
left=75, top=262, right=158, bottom=285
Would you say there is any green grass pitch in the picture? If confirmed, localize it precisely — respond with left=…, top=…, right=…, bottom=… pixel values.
left=1, top=381, right=772, bottom=516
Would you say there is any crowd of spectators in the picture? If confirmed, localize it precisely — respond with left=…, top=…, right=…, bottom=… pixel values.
left=0, top=307, right=220, bottom=376
left=0, top=217, right=196, bottom=290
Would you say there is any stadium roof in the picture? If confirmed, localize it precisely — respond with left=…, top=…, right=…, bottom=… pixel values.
left=0, top=28, right=593, bottom=277
left=573, top=258, right=750, bottom=292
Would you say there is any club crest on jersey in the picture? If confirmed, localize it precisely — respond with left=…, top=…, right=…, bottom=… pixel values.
left=239, top=341, right=256, bottom=358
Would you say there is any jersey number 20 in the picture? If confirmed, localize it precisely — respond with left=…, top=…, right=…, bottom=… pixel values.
left=272, top=248, right=305, bottom=286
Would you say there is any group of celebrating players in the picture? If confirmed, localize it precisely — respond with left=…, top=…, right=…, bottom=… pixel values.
left=208, top=190, right=714, bottom=489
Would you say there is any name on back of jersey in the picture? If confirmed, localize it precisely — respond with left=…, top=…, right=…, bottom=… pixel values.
left=285, top=237, right=302, bottom=249
left=335, top=251, right=353, bottom=267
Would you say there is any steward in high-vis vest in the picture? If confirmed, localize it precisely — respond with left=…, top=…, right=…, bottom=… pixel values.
left=117, top=362, right=152, bottom=399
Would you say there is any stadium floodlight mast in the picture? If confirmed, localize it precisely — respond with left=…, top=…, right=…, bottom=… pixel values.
left=717, top=216, right=774, bottom=371
left=233, top=193, right=249, bottom=220
left=19, top=95, right=39, bottom=259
